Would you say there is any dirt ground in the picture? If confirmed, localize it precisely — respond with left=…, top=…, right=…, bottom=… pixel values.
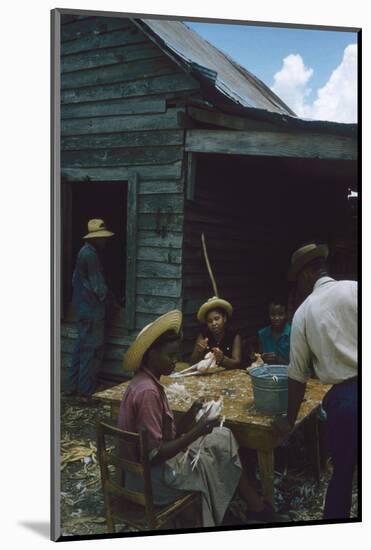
left=59, top=395, right=359, bottom=537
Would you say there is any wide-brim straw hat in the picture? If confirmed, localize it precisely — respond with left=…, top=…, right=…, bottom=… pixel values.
left=288, top=243, right=329, bottom=281
left=197, top=296, right=233, bottom=323
left=123, top=310, right=182, bottom=372
left=83, top=218, right=114, bottom=239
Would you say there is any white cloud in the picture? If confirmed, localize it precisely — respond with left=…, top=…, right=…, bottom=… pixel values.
left=271, top=44, right=357, bottom=123
left=271, top=54, right=313, bottom=116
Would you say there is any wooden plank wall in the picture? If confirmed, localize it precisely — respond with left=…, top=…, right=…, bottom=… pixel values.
left=60, top=15, right=200, bottom=381
left=182, top=153, right=355, bottom=360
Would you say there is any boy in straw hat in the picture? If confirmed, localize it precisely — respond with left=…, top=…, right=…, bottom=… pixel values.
left=273, top=243, right=358, bottom=520
left=119, top=311, right=275, bottom=526
left=190, top=297, right=242, bottom=370
left=65, top=219, right=116, bottom=400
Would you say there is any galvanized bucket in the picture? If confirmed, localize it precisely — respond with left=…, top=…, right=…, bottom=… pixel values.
left=249, top=365, right=288, bottom=415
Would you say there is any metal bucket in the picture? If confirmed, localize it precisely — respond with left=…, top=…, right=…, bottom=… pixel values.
left=249, top=365, right=288, bottom=415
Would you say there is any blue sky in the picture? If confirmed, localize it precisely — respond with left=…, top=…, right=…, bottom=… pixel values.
left=185, top=21, right=358, bottom=122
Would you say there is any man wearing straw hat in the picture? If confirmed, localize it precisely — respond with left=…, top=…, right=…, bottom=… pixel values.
left=65, top=219, right=115, bottom=400
left=273, top=243, right=358, bottom=519
left=118, top=310, right=276, bottom=526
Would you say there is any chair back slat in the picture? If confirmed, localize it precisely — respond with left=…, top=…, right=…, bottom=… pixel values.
left=102, top=452, right=144, bottom=476
left=105, top=479, right=147, bottom=506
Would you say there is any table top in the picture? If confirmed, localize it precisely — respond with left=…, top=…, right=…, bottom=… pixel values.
left=94, top=363, right=331, bottom=429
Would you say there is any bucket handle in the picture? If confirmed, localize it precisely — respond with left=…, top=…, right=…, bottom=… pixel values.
left=246, top=364, right=279, bottom=382
left=262, top=365, right=279, bottom=382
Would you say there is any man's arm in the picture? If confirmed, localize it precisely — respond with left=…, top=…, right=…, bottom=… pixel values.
left=273, top=312, right=312, bottom=435
left=287, top=378, right=307, bottom=426
left=273, top=378, right=307, bottom=437
left=86, top=249, right=108, bottom=302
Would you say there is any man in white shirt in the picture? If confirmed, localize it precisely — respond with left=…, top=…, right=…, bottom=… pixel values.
left=274, top=243, right=358, bottom=519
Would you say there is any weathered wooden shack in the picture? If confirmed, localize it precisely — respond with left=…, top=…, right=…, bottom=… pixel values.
left=59, top=13, right=357, bottom=383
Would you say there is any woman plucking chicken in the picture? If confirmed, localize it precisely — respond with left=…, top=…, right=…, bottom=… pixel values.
left=190, top=297, right=242, bottom=370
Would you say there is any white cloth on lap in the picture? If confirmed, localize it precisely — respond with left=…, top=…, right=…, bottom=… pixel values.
left=164, top=426, right=241, bottom=527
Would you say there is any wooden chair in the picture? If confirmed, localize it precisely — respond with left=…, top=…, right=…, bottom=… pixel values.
left=96, top=421, right=201, bottom=532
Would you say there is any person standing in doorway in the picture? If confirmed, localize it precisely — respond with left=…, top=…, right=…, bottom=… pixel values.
left=273, top=243, right=358, bottom=520
left=65, top=219, right=115, bottom=401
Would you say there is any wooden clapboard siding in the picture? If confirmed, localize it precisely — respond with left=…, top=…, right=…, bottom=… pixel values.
left=61, top=146, right=183, bottom=167
left=136, top=278, right=182, bottom=298
left=61, top=129, right=183, bottom=151
left=61, top=25, right=146, bottom=56
left=138, top=192, right=183, bottom=213
left=61, top=73, right=199, bottom=104
left=137, top=260, right=182, bottom=279
left=61, top=42, right=164, bottom=73
left=186, top=129, right=357, bottom=161
left=61, top=109, right=185, bottom=135
left=60, top=15, right=198, bottom=381
left=138, top=213, right=184, bottom=232
left=61, top=98, right=167, bottom=119
left=61, top=57, right=176, bottom=90
left=137, top=231, right=183, bottom=249
left=61, top=163, right=183, bottom=182
left=136, top=295, right=183, bottom=314
left=61, top=14, right=89, bottom=25
left=61, top=15, right=131, bottom=43
left=139, top=179, right=183, bottom=194
left=137, top=246, right=182, bottom=264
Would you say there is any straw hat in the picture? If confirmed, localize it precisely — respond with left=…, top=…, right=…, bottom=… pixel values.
left=288, top=243, right=329, bottom=281
left=83, top=219, right=114, bottom=239
left=197, top=296, right=233, bottom=323
left=123, top=310, right=182, bottom=371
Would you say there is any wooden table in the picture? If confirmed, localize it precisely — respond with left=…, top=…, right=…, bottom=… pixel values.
left=94, top=364, right=330, bottom=506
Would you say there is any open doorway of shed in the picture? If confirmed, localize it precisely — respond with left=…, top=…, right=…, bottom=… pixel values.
left=61, top=181, right=128, bottom=325
left=184, top=153, right=357, bottom=347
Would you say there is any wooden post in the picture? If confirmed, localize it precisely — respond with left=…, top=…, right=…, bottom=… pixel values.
left=257, top=449, right=275, bottom=508
left=125, top=172, right=138, bottom=329
left=186, top=152, right=196, bottom=200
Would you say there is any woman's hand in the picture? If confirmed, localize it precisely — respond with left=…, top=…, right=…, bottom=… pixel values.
left=190, top=399, right=205, bottom=415
left=196, top=413, right=220, bottom=436
left=211, top=347, right=224, bottom=365
left=196, top=337, right=209, bottom=354
left=262, top=352, right=277, bottom=364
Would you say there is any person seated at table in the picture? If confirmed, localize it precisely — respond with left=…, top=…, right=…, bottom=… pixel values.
left=258, top=299, right=291, bottom=365
left=190, top=296, right=242, bottom=370
left=118, top=310, right=275, bottom=527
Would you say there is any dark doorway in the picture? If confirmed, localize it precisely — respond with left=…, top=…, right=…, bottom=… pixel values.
left=62, top=181, right=128, bottom=320
left=182, top=153, right=357, bottom=354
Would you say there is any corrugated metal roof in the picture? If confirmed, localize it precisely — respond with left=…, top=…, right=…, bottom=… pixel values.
left=134, top=19, right=296, bottom=117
